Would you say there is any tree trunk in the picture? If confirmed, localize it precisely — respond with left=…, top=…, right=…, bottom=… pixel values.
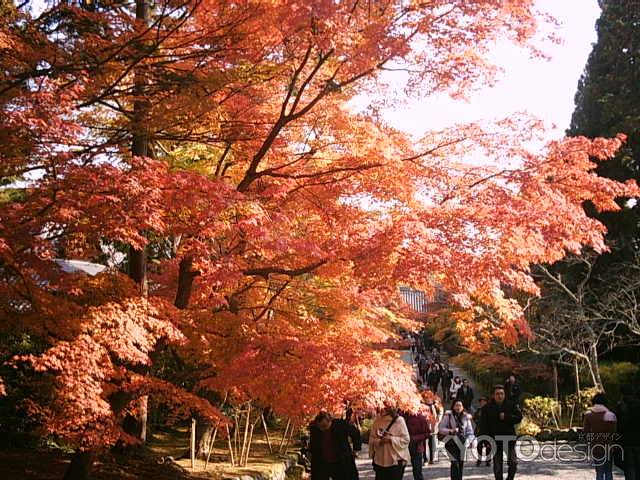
left=196, top=418, right=217, bottom=458
left=175, top=256, right=198, bottom=309
left=120, top=0, right=152, bottom=448
left=63, top=451, right=94, bottom=480
left=128, top=245, right=147, bottom=295
left=589, top=344, right=604, bottom=391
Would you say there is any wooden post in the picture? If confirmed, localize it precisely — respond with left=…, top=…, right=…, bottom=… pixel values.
left=226, top=424, right=235, bottom=466
left=244, top=421, right=257, bottom=466
left=240, top=405, right=251, bottom=466
left=282, top=422, right=296, bottom=453
left=190, top=418, right=196, bottom=470
left=553, top=361, right=560, bottom=426
left=261, top=413, right=273, bottom=454
left=575, top=359, right=581, bottom=396
left=278, top=418, right=291, bottom=453
left=204, top=422, right=220, bottom=471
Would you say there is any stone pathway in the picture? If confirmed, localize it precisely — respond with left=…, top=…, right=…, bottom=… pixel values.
left=372, top=349, right=624, bottom=479
left=357, top=441, right=624, bottom=479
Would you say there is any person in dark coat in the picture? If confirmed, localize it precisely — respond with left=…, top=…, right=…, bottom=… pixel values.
left=481, top=385, right=522, bottom=480
left=504, top=375, right=521, bottom=405
left=442, top=366, right=453, bottom=401
left=456, top=379, right=474, bottom=411
left=473, top=397, right=491, bottom=467
left=428, top=364, right=441, bottom=395
left=309, top=411, right=362, bottom=480
left=583, top=393, right=617, bottom=480
left=404, top=411, right=431, bottom=480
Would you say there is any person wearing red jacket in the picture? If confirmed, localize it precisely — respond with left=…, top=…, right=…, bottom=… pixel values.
left=404, top=411, right=431, bottom=480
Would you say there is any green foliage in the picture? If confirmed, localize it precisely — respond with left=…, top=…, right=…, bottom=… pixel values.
left=517, top=417, right=542, bottom=437
left=522, top=396, right=560, bottom=429
left=565, top=387, right=601, bottom=420
left=360, top=418, right=373, bottom=444
left=600, top=361, right=640, bottom=404
left=451, top=352, right=551, bottom=395
left=568, top=0, right=640, bottom=259
left=0, top=187, right=26, bottom=203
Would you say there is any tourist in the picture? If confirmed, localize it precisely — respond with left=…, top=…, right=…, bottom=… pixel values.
left=473, top=396, right=491, bottom=467
left=442, top=365, right=453, bottom=401
left=428, top=364, right=441, bottom=395
left=404, top=410, right=430, bottom=480
left=456, top=379, right=474, bottom=411
left=438, top=399, right=475, bottom=480
left=449, top=376, right=463, bottom=401
left=504, top=375, right=521, bottom=405
left=584, top=393, right=618, bottom=480
left=481, top=385, right=522, bottom=480
left=424, top=398, right=441, bottom=465
left=369, top=401, right=411, bottom=480
left=309, top=411, right=362, bottom=480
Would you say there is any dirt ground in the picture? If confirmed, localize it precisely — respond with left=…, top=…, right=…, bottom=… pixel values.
left=0, top=426, right=300, bottom=480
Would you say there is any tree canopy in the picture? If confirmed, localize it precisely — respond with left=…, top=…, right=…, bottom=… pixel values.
left=0, top=0, right=637, bottom=462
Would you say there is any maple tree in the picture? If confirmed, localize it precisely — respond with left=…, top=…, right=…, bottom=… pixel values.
left=1, top=0, right=639, bottom=478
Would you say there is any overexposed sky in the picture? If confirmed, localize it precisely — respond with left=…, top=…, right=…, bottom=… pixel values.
left=381, top=0, right=601, bottom=141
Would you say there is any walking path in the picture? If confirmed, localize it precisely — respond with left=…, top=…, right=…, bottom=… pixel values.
left=356, top=442, right=623, bottom=480
left=359, top=348, right=623, bottom=479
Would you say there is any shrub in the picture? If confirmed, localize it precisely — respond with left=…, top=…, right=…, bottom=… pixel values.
left=522, top=396, right=560, bottom=429
left=359, top=417, right=373, bottom=444
left=565, top=386, right=601, bottom=421
left=600, top=362, right=640, bottom=404
left=517, top=417, right=541, bottom=437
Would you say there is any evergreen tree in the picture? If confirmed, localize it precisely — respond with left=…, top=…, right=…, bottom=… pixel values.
left=568, top=0, right=640, bottom=259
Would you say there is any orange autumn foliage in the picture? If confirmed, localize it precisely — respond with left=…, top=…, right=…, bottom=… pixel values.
left=0, top=0, right=637, bottom=452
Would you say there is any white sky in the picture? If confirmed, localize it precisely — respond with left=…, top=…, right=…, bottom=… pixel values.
left=380, top=0, right=601, bottom=141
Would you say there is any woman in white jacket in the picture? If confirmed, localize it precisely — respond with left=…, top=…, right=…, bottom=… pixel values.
left=438, top=400, right=475, bottom=480
left=449, top=376, right=463, bottom=400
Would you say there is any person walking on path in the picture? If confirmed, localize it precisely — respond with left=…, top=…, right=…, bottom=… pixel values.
left=456, top=379, right=474, bottom=411
left=404, top=410, right=431, bottom=480
left=423, top=397, right=441, bottom=465
left=584, top=393, right=618, bottom=480
left=481, top=385, right=522, bottom=480
left=442, top=365, right=453, bottom=401
left=309, top=411, right=362, bottom=480
left=438, top=399, right=475, bottom=480
left=504, top=375, right=521, bottom=405
left=473, top=396, right=491, bottom=467
left=616, top=385, right=640, bottom=480
left=369, top=401, right=411, bottom=480
left=428, top=363, right=441, bottom=395
left=449, top=376, right=463, bottom=403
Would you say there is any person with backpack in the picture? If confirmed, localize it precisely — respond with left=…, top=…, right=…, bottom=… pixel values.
left=438, top=399, right=475, bottom=480
left=369, top=401, right=411, bottom=480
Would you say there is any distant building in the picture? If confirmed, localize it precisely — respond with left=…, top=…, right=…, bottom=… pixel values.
left=399, top=286, right=428, bottom=313
left=398, top=285, right=448, bottom=314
